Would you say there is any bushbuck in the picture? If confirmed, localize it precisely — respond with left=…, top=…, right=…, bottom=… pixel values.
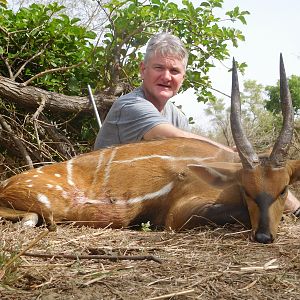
left=0, top=55, right=299, bottom=243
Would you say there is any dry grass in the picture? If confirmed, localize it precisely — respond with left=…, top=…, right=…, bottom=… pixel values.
left=0, top=213, right=300, bottom=300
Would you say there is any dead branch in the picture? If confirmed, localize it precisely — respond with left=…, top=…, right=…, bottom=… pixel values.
left=0, top=114, right=33, bottom=169
left=0, top=75, right=115, bottom=116
left=21, top=251, right=163, bottom=264
left=32, top=95, right=47, bottom=149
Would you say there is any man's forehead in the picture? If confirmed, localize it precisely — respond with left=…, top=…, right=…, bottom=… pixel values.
left=148, top=53, right=185, bottom=67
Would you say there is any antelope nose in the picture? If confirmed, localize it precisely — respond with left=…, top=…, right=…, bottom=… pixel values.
left=255, top=232, right=274, bottom=244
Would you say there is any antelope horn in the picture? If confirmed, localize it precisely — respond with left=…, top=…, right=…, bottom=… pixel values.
left=230, top=58, right=259, bottom=169
left=269, top=54, right=294, bottom=167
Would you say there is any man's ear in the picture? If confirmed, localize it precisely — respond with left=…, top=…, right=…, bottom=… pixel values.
left=188, top=163, right=240, bottom=188
left=140, top=61, right=145, bottom=79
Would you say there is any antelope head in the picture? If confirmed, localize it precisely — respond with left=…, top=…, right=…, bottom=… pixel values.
left=231, top=54, right=296, bottom=243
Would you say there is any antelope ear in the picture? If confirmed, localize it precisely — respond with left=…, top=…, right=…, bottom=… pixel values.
left=289, top=160, right=300, bottom=184
left=187, top=163, right=241, bottom=188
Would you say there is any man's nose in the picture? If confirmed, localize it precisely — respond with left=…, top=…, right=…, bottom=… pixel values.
left=161, top=69, right=172, bottom=80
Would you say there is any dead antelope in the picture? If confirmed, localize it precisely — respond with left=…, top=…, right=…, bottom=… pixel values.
left=0, top=55, right=299, bottom=243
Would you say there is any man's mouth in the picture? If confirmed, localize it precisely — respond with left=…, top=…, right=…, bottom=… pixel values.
left=157, top=84, right=171, bottom=88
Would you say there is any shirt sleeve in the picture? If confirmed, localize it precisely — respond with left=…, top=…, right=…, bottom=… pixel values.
left=162, top=101, right=191, bottom=132
left=117, top=99, right=170, bottom=144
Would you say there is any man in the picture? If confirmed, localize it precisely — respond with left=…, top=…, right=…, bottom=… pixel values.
left=94, top=32, right=300, bottom=215
left=94, top=32, right=231, bottom=152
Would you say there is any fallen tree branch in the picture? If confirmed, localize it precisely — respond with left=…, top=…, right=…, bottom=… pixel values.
left=0, top=75, right=115, bottom=115
left=21, top=251, right=163, bottom=264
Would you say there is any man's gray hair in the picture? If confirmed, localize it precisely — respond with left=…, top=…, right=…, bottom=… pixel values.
left=144, top=32, right=189, bottom=69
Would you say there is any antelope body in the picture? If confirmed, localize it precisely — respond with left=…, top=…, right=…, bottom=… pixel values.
left=0, top=56, right=299, bottom=243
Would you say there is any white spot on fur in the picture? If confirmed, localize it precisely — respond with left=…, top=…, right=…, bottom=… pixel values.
left=46, top=184, right=53, bottom=188
left=127, top=182, right=174, bottom=204
left=33, top=174, right=39, bottom=178
left=54, top=173, right=61, bottom=178
left=55, top=185, right=63, bottom=191
left=67, top=160, right=75, bottom=186
left=25, top=179, right=32, bottom=183
left=37, top=193, right=51, bottom=208
left=36, top=168, right=44, bottom=174
left=27, top=184, right=33, bottom=188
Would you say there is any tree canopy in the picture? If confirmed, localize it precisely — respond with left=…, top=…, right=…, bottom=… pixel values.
left=265, top=75, right=300, bottom=116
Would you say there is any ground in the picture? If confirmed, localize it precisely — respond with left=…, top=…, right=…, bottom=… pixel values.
left=0, top=210, right=300, bottom=300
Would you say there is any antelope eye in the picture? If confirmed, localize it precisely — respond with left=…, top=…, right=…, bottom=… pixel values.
left=280, top=186, right=288, bottom=197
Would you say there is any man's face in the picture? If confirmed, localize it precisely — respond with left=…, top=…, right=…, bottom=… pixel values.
left=140, top=53, right=185, bottom=110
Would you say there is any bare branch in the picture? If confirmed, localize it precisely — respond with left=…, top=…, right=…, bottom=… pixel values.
left=31, top=95, right=47, bottom=149
left=21, top=251, right=163, bottom=264
left=0, top=114, right=33, bottom=169
left=12, top=48, right=47, bottom=81
left=23, top=61, right=85, bottom=86
left=0, top=54, right=14, bottom=79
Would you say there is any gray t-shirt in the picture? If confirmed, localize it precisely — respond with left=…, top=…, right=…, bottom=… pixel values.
left=94, top=87, right=191, bottom=149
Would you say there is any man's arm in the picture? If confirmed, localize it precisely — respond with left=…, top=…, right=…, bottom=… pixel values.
left=143, top=123, right=234, bottom=153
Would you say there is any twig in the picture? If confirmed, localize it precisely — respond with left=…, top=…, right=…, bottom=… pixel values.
left=0, top=54, right=13, bottom=79
left=21, top=252, right=163, bottom=264
left=224, top=229, right=251, bottom=236
left=145, top=289, right=195, bottom=300
left=31, top=94, right=47, bottom=149
left=23, top=61, right=85, bottom=86
left=13, top=48, right=47, bottom=81
left=0, top=114, right=34, bottom=169
left=32, top=94, right=47, bottom=120
left=238, top=279, right=258, bottom=291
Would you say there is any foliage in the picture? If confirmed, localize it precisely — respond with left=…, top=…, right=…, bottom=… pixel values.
left=0, top=250, right=22, bottom=286
left=265, top=75, right=300, bottom=116
left=3, top=0, right=249, bottom=101
left=0, top=3, right=96, bottom=95
left=0, top=0, right=7, bottom=8
left=140, top=221, right=152, bottom=232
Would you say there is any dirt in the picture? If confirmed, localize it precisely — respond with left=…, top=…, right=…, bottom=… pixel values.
left=0, top=212, right=300, bottom=300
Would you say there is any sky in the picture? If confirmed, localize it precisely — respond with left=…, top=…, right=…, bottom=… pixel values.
left=174, top=0, right=300, bottom=130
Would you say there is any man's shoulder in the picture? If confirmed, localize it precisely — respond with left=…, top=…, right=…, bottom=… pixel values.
left=118, top=87, right=145, bottom=103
